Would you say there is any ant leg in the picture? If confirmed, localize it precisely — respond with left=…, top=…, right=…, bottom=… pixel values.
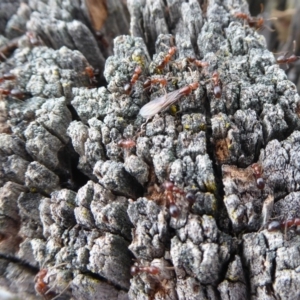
left=140, top=118, right=150, bottom=132
left=49, top=281, right=71, bottom=300
left=0, top=52, right=7, bottom=61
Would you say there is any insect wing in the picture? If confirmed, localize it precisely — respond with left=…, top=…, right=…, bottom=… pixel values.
left=139, top=90, right=180, bottom=119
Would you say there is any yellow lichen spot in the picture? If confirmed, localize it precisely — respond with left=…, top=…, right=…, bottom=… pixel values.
left=62, top=82, right=70, bottom=88
left=231, top=212, right=239, bottom=222
left=172, top=78, right=178, bottom=86
left=199, top=123, right=206, bottom=131
left=131, top=54, right=145, bottom=67
left=204, top=181, right=217, bottom=193
left=30, top=187, right=37, bottom=193
left=183, top=124, right=190, bottom=130
left=228, top=274, right=239, bottom=281
left=52, top=69, right=60, bottom=76
left=225, top=123, right=231, bottom=128
left=170, top=105, right=178, bottom=115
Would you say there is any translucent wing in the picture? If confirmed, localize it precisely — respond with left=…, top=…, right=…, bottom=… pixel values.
left=139, top=90, right=180, bottom=119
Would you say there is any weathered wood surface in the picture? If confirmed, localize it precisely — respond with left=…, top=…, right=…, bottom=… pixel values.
left=0, top=0, right=300, bottom=299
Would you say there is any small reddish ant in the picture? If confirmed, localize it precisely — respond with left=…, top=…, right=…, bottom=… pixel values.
left=0, top=88, right=24, bottom=100
left=124, top=65, right=142, bottom=95
left=130, top=259, right=176, bottom=299
left=131, top=258, right=175, bottom=277
left=143, top=77, right=168, bottom=90
left=0, top=88, right=10, bottom=96
left=130, top=66, right=142, bottom=86
left=117, top=139, right=136, bottom=149
left=139, top=82, right=199, bottom=119
left=156, top=46, right=176, bottom=71
left=131, top=264, right=160, bottom=276
left=35, top=263, right=70, bottom=299
left=0, top=72, right=16, bottom=83
left=84, top=66, right=98, bottom=87
left=162, top=181, right=193, bottom=218
left=276, top=41, right=300, bottom=65
left=211, top=71, right=222, bottom=98
left=10, top=88, right=25, bottom=100
left=162, top=181, right=180, bottom=218
left=187, top=57, right=209, bottom=68
left=248, top=17, right=264, bottom=30
left=234, top=4, right=276, bottom=31
left=35, top=268, right=57, bottom=299
left=234, top=12, right=264, bottom=29
left=277, top=54, right=299, bottom=65
left=267, top=218, right=300, bottom=232
left=251, top=163, right=265, bottom=190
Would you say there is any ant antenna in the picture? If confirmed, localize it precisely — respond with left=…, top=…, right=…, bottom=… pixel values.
left=293, top=40, right=296, bottom=53
left=259, top=3, right=266, bottom=15
left=10, top=26, right=24, bottom=33
left=160, top=42, right=171, bottom=50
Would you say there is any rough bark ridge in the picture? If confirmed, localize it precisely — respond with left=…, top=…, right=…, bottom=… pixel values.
left=0, top=0, right=300, bottom=299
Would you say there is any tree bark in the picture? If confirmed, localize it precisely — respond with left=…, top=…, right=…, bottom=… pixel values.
left=0, top=0, right=300, bottom=299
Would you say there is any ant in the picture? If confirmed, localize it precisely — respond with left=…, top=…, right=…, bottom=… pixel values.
left=117, top=138, right=136, bottom=149
left=162, top=181, right=195, bottom=218
left=267, top=218, right=300, bottom=232
left=131, top=264, right=160, bottom=276
left=10, top=88, right=25, bottom=100
left=234, top=4, right=276, bottom=31
left=84, top=66, right=98, bottom=86
left=156, top=46, right=176, bottom=71
left=130, top=259, right=175, bottom=299
left=35, top=268, right=57, bottom=299
left=139, top=82, right=199, bottom=119
left=131, top=258, right=175, bottom=277
left=0, top=88, right=25, bottom=100
left=0, top=72, right=16, bottom=83
left=163, top=181, right=182, bottom=218
left=187, top=57, right=209, bottom=68
left=35, top=263, right=69, bottom=300
left=251, top=163, right=265, bottom=190
left=0, top=88, right=10, bottom=96
left=0, top=72, right=25, bottom=100
left=276, top=41, right=300, bottom=65
left=143, top=77, right=168, bottom=90
left=211, top=71, right=222, bottom=98
left=277, top=54, right=299, bottom=65
left=124, top=65, right=142, bottom=95
left=235, top=12, right=264, bottom=30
